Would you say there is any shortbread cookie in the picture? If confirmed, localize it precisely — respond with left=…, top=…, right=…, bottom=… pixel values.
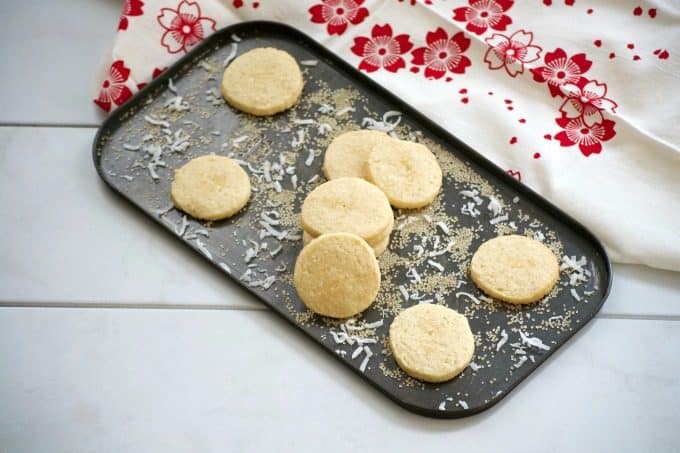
left=389, top=304, right=475, bottom=383
left=294, top=233, right=381, bottom=318
left=171, top=155, right=251, bottom=221
left=322, top=130, right=390, bottom=180
left=301, top=177, right=393, bottom=245
left=221, top=47, right=303, bottom=116
left=366, top=138, right=442, bottom=209
left=470, top=235, right=560, bottom=305
left=302, top=230, right=391, bottom=256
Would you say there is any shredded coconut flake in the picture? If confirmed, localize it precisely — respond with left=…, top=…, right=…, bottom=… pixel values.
left=456, top=292, right=482, bottom=305
left=291, top=130, right=305, bottom=147
left=359, top=346, right=373, bottom=372
left=317, top=123, right=332, bottom=135
left=514, top=356, right=528, bottom=369
left=398, top=285, right=410, bottom=301
left=335, top=106, right=356, bottom=117
left=406, top=267, right=422, bottom=284
left=196, top=239, right=212, bottom=259
left=305, top=148, right=316, bottom=166
left=461, top=201, right=480, bottom=217
left=490, top=214, right=509, bottom=225
left=460, top=189, right=483, bottom=205
left=496, top=329, right=508, bottom=351
left=435, top=221, right=450, bottom=235
left=519, top=330, right=551, bottom=351
left=175, top=215, right=189, bottom=237
left=487, top=196, right=503, bottom=216
left=198, top=60, right=213, bottom=71
left=144, top=115, right=170, bottom=128
left=223, top=42, right=238, bottom=67
left=427, top=259, right=444, bottom=272
left=470, top=362, right=482, bottom=371
left=300, top=59, right=318, bottom=66
left=458, top=400, right=469, bottom=410
left=317, top=103, right=334, bottom=114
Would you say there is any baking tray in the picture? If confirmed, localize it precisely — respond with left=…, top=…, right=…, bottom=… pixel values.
left=93, top=21, right=611, bottom=418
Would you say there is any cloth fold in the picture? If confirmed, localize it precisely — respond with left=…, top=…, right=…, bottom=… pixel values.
left=94, top=0, right=680, bottom=271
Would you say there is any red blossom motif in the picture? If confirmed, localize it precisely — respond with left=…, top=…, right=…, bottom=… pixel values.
left=559, top=79, right=618, bottom=127
left=351, top=24, right=413, bottom=73
left=232, top=0, right=260, bottom=7
left=484, top=30, right=541, bottom=77
left=453, top=0, right=513, bottom=35
left=119, top=0, right=144, bottom=30
left=398, top=0, right=433, bottom=5
left=555, top=116, right=616, bottom=156
left=308, top=0, right=369, bottom=36
left=530, top=48, right=592, bottom=97
left=411, top=28, right=471, bottom=79
left=136, top=67, right=167, bottom=90
left=94, top=60, right=133, bottom=112
left=507, top=169, right=522, bottom=181
left=157, top=0, right=216, bottom=54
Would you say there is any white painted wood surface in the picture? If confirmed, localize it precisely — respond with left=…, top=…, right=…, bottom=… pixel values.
left=0, top=2, right=678, bottom=452
left=1, top=308, right=678, bottom=452
left=0, top=0, right=120, bottom=126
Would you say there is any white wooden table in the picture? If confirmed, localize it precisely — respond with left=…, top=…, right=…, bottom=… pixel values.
left=1, top=2, right=679, bottom=451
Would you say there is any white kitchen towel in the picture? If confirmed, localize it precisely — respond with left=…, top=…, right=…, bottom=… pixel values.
left=94, top=0, right=680, bottom=271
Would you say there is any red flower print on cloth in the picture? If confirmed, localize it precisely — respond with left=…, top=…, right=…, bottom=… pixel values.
left=411, top=27, right=472, bottom=79
left=453, top=0, right=513, bottom=35
left=309, top=0, right=369, bottom=36
left=351, top=24, right=413, bottom=73
left=559, top=79, right=618, bottom=127
left=530, top=48, right=592, bottom=97
left=555, top=117, right=616, bottom=156
left=484, top=30, right=541, bottom=77
left=232, top=0, right=260, bottom=7
left=137, top=67, right=167, bottom=90
left=157, top=0, right=216, bottom=54
left=94, top=60, right=133, bottom=112
left=118, top=0, right=144, bottom=31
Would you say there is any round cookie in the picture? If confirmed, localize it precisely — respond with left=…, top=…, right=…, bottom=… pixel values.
left=221, top=47, right=303, bottom=116
left=294, top=233, right=381, bottom=318
left=171, top=155, right=251, bottom=221
left=301, top=177, right=393, bottom=245
left=389, top=304, right=475, bottom=383
left=366, top=138, right=442, bottom=209
left=322, top=130, right=390, bottom=180
left=470, top=235, right=560, bottom=305
left=302, top=230, right=391, bottom=257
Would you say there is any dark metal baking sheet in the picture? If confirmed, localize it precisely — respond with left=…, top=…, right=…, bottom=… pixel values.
left=93, top=21, right=611, bottom=418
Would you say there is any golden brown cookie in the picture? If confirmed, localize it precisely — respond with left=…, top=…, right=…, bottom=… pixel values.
left=171, top=155, right=251, bottom=221
left=301, top=177, right=393, bottom=245
left=322, top=130, right=390, bottom=180
left=470, top=235, right=560, bottom=305
left=366, top=138, right=442, bottom=209
left=294, top=233, right=381, bottom=318
left=221, top=47, right=303, bottom=116
left=389, top=304, right=475, bottom=383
